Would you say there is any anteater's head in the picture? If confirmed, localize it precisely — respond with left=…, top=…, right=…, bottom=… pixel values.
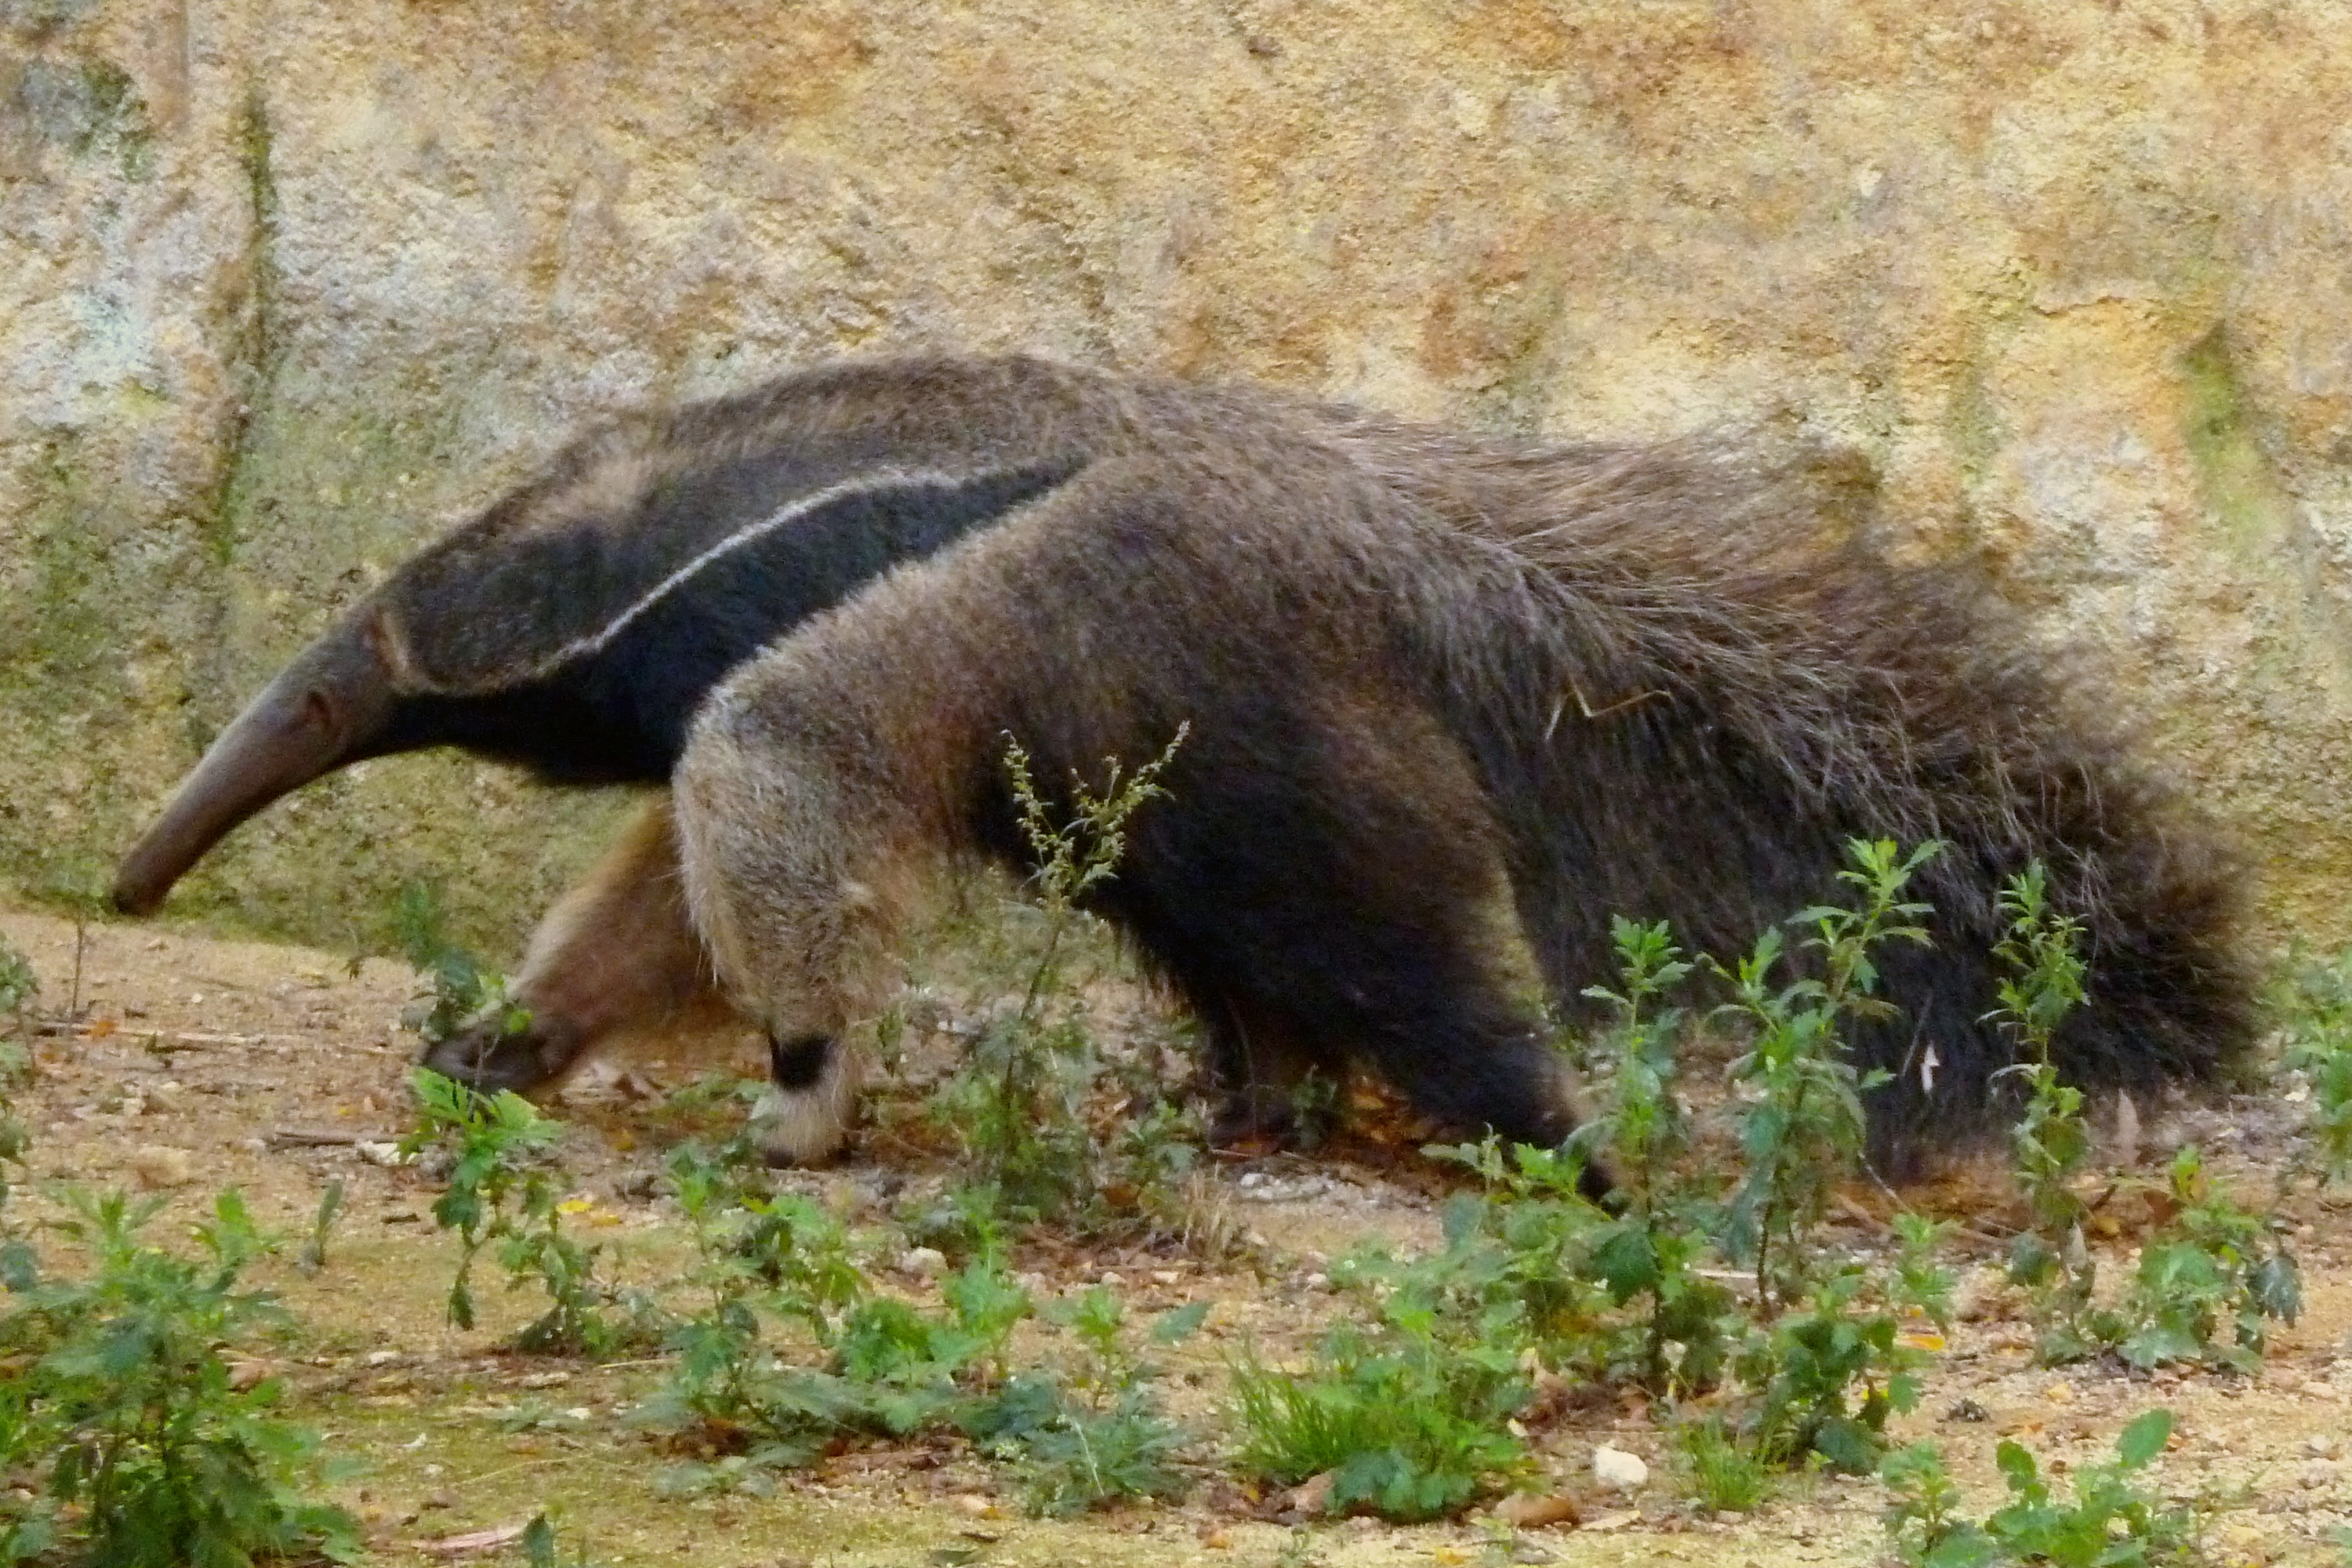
left=112, top=608, right=407, bottom=915
left=109, top=356, right=1105, bottom=916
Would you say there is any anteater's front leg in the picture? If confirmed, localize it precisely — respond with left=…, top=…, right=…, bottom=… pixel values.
left=423, top=797, right=738, bottom=1091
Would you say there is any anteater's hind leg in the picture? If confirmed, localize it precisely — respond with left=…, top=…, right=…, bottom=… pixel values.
left=1113, top=704, right=1593, bottom=1171
left=423, top=797, right=739, bottom=1092
left=1187, top=988, right=1325, bottom=1145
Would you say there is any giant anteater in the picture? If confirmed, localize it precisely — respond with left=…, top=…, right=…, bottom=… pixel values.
left=113, top=355, right=2251, bottom=1171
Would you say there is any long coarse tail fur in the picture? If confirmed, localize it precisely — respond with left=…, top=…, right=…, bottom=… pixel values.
left=1367, top=430, right=2254, bottom=1174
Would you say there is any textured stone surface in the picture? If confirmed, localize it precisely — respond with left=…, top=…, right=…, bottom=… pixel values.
left=7, top=0, right=2352, bottom=956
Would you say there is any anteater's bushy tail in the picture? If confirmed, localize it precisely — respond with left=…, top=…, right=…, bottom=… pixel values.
left=1360, top=429, right=2252, bottom=1171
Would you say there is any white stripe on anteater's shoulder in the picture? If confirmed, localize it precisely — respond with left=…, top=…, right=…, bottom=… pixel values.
left=516, top=465, right=1033, bottom=684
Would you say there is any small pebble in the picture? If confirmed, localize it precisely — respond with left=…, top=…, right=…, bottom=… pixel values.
left=129, top=1145, right=193, bottom=1189
left=1592, top=1444, right=1648, bottom=1489
left=898, top=1247, right=949, bottom=1279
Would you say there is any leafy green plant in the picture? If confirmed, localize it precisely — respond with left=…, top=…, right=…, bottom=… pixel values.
left=1986, top=865, right=2105, bottom=1361
left=1984, top=873, right=2299, bottom=1370
left=1427, top=1134, right=1721, bottom=1397
left=1229, top=1329, right=1530, bottom=1523
left=1266, top=851, right=1954, bottom=1497
left=962, top=1289, right=1202, bottom=1515
left=648, top=1256, right=1032, bottom=1491
left=2112, top=1145, right=2299, bottom=1373
left=0, top=941, right=37, bottom=1218
left=1228, top=1229, right=1539, bottom=1524
left=1733, top=1265, right=1925, bottom=1472
left=0, top=1189, right=358, bottom=1568
left=521, top=1512, right=609, bottom=1568
left=1889, top=1210, right=1961, bottom=1333
left=2270, top=944, right=2352, bottom=1187
left=644, top=1134, right=1038, bottom=1494
left=1880, top=1439, right=1989, bottom=1568
left=295, top=1180, right=343, bottom=1277
left=391, top=881, right=529, bottom=1047
left=1882, top=1410, right=2199, bottom=1568
left=664, top=1136, right=866, bottom=1333
left=0, top=938, right=35, bottom=1035
left=1714, top=837, right=1943, bottom=1312
left=1567, top=918, right=1737, bottom=1395
left=1691, top=840, right=1944, bottom=1474
left=400, top=1068, right=652, bottom=1355
left=929, top=727, right=1208, bottom=1240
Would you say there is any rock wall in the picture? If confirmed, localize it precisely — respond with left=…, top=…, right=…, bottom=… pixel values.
left=7, top=0, right=2352, bottom=958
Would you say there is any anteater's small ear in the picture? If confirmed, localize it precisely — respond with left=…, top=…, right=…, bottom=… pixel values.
left=359, top=604, right=422, bottom=690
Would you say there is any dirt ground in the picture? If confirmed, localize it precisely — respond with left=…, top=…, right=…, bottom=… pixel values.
left=2, top=904, right=2349, bottom=1568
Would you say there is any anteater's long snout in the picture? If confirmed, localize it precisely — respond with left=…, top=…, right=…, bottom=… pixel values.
left=112, top=627, right=397, bottom=915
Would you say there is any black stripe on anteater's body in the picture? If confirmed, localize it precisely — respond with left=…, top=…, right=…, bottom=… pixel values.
left=670, top=371, right=2251, bottom=1172
left=111, top=358, right=1146, bottom=1089
left=111, top=354, right=2252, bottom=1174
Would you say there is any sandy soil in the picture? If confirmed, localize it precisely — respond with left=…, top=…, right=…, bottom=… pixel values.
left=2, top=905, right=2348, bottom=1568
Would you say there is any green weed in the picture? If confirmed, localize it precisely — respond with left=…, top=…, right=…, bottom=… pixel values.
left=0, top=1189, right=358, bottom=1567
left=1733, top=1265, right=1925, bottom=1472
left=962, top=1289, right=1202, bottom=1515
left=2112, top=1145, right=2298, bottom=1373
left=1568, top=917, right=1737, bottom=1395
left=1715, top=837, right=1942, bottom=1312
left=391, top=881, right=529, bottom=1048
left=1675, top=1417, right=1770, bottom=1512
left=1987, top=865, right=2102, bottom=1360
left=2270, top=945, right=2352, bottom=1187
left=929, top=728, right=1210, bottom=1243
left=641, top=1136, right=1042, bottom=1494
left=401, top=1068, right=656, bottom=1356
left=521, top=1512, right=610, bottom=1568
left=0, top=940, right=34, bottom=1219
left=0, top=938, right=35, bottom=1033
left=1228, top=1224, right=1539, bottom=1521
left=295, top=1180, right=343, bottom=1277
left=1989, top=867, right=2299, bottom=1370
left=1881, top=1410, right=2198, bottom=1568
